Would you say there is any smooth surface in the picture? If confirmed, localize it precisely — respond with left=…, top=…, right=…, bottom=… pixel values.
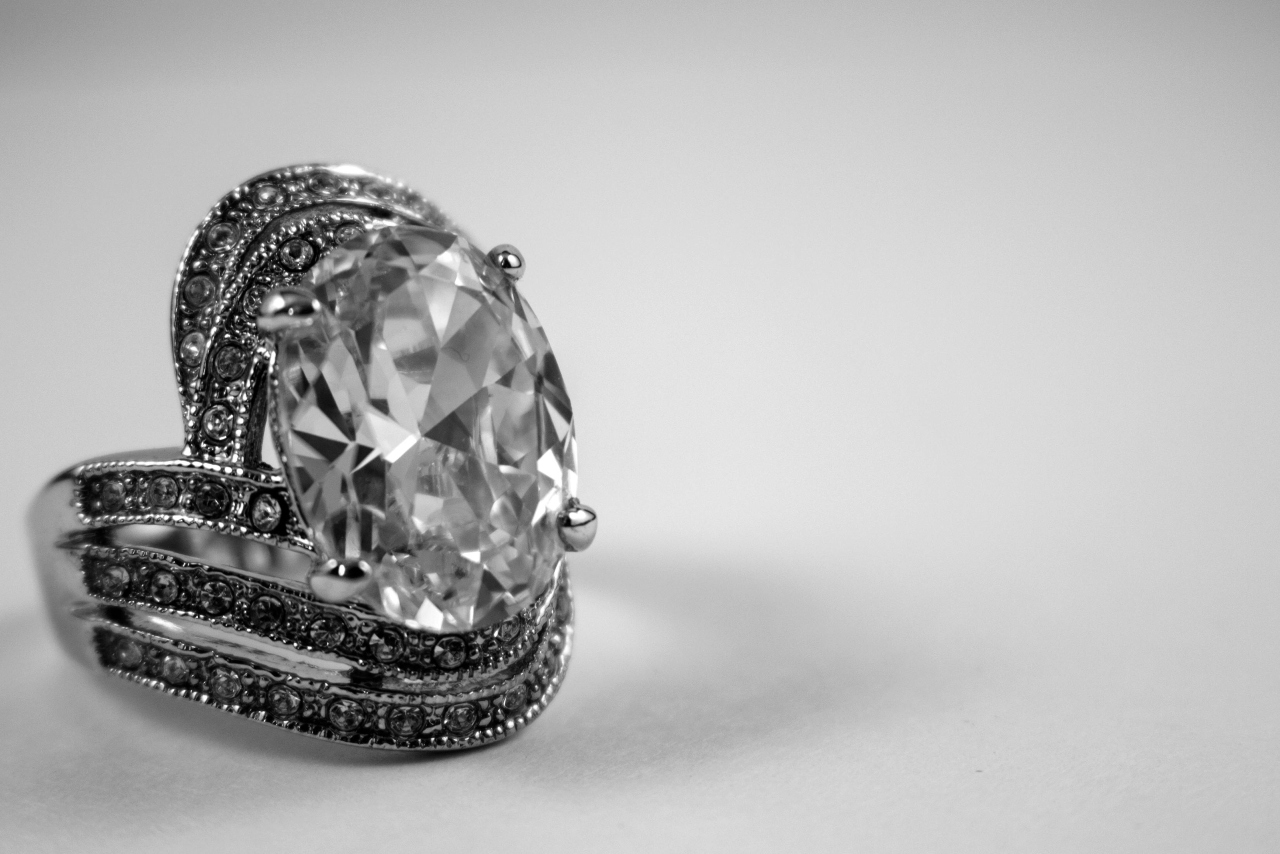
left=2, top=1, right=1279, bottom=851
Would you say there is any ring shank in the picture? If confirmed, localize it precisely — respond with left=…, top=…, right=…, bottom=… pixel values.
left=28, top=450, right=573, bottom=750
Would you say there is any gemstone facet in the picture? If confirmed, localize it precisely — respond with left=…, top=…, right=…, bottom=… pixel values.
left=274, top=225, right=576, bottom=632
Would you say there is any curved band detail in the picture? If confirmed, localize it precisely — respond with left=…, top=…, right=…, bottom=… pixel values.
left=30, top=454, right=573, bottom=749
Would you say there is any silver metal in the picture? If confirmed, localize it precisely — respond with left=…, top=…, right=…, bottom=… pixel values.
left=488, top=244, right=526, bottom=281
left=308, top=558, right=375, bottom=603
left=257, top=287, right=323, bottom=334
left=557, top=499, right=598, bottom=552
left=28, top=165, right=589, bottom=751
left=30, top=447, right=575, bottom=750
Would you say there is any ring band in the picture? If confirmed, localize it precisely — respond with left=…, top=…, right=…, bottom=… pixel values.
left=28, top=165, right=596, bottom=750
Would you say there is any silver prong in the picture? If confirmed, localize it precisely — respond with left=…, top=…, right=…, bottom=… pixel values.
left=488, top=244, right=525, bottom=281
left=257, top=287, right=323, bottom=334
left=557, top=499, right=597, bottom=552
left=308, top=558, right=374, bottom=603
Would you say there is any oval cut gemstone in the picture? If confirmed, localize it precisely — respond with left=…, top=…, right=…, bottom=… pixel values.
left=274, top=225, right=577, bottom=632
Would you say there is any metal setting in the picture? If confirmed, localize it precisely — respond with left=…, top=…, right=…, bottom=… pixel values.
left=488, top=244, right=526, bottom=281
left=558, top=499, right=599, bottom=552
left=28, top=165, right=593, bottom=750
left=256, top=287, right=323, bottom=334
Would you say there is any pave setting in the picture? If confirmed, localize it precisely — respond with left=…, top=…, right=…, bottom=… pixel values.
left=273, top=225, right=577, bottom=633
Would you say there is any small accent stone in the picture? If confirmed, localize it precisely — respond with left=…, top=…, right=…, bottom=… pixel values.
left=148, top=570, right=180, bottom=605
left=433, top=636, right=467, bottom=669
left=249, top=595, right=284, bottom=630
left=443, top=703, right=477, bottom=735
left=252, top=184, right=281, bottom=207
left=308, top=173, right=339, bottom=194
left=267, top=684, right=301, bottom=717
left=161, top=655, right=189, bottom=685
left=242, top=285, right=267, bottom=314
left=387, top=706, right=425, bottom=737
left=368, top=628, right=405, bottom=663
left=194, top=481, right=230, bottom=517
left=209, top=667, right=241, bottom=700
left=555, top=591, right=572, bottom=624
left=183, top=275, right=216, bottom=308
left=497, top=616, right=522, bottom=644
left=95, top=564, right=130, bottom=597
left=207, top=222, right=240, bottom=250
left=308, top=615, right=346, bottom=650
left=328, top=699, right=363, bottom=731
left=501, top=684, right=528, bottom=712
left=213, top=345, right=249, bottom=380
left=100, top=478, right=126, bottom=512
left=334, top=223, right=363, bottom=244
left=202, top=405, right=232, bottom=442
left=147, top=476, right=179, bottom=509
left=180, top=330, right=206, bottom=366
left=199, top=579, right=234, bottom=615
left=279, top=238, right=315, bottom=270
left=114, top=639, right=143, bottom=669
left=250, top=494, right=282, bottom=532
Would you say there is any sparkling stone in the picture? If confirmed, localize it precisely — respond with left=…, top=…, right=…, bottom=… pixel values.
left=253, top=184, right=282, bottom=207
left=433, top=636, right=467, bottom=669
left=242, top=285, right=267, bottom=315
left=501, top=684, right=528, bottom=712
left=194, top=481, right=229, bottom=517
left=308, top=615, right=345, bottom=650
left=114, top=640, right=143, bottom=669
left=148, top=570, right=180, bottom=605
left=267, top=684, right=301, bottom=716
left=387, top=705, right=424, bottom=737
left=443, top=703, right=477, bottom=735
left=95, top=564, right=130, bottom=597
left=180, top=330, right=206, bottom=366
left=250, top=494, right=282, bottom=532
left=207, top=222, right=239, bottom=250
left=275, top=225, right=576, bottom=632
left=249, top=595, right=284, bottom=630
left=328, top=699, right=363, bottom=731
left=368, top=627, right=404, bottom=663
left=309, top=173, right=340, bottom=194
left=279, top=238, right=315, bottom=270
left=555, top=590, right=572, bottom=623
left=100, top=478, right=126, bottom=512
left=161, top=655, right=189, bottom=685
left=214, top=345, right=249, bottom=380
left=183, top=275, right=216, bottom=308
left=209, top=668, right=241, bottom=700
left=199, top=579, right=234, bottom=615
left=334, top=223, right=364, bottom=244
left=202, top=404, right=232, bottom=442
left=496, top=616, right=522, bottom=644
left=147, top=476, right=179, bottom=509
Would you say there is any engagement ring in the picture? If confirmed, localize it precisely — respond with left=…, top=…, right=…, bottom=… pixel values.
left=28, top=164, right=596, bottom=750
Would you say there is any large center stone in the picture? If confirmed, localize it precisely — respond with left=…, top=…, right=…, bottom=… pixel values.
left=274, top=225, right=576, bottom=632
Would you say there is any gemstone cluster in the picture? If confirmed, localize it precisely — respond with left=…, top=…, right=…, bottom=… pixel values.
left=273, top=225, right=577, bottom=633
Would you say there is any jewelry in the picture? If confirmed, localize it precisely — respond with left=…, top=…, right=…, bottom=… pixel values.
left=28, top=165, right=597, bottom=750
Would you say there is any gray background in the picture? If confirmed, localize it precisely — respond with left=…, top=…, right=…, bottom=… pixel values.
left=1, top=1, right=1278, bottom=850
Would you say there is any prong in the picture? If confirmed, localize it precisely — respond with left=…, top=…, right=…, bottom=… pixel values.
left=308, top=558, right=374, bottom=603
left=257, top=287, right=323, bottom=334
left=557, top=499, right=597, bottom=552
left=488, top=244, right=525, bottom=281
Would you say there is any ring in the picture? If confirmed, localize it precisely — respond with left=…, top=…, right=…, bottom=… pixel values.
left=27, top=164, right=597, bottom=750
